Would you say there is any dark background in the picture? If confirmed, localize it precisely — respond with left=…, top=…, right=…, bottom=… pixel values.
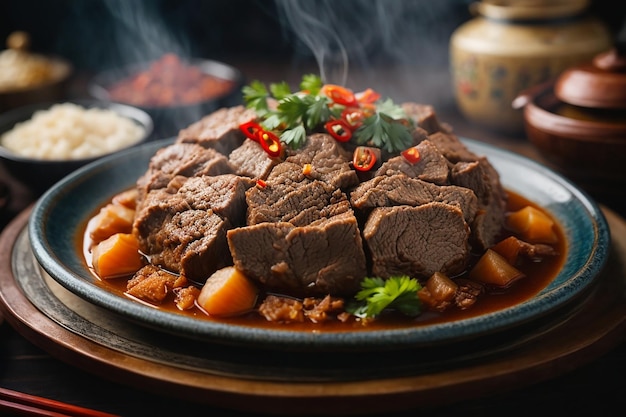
left=1, top=0, right=623, bottom=73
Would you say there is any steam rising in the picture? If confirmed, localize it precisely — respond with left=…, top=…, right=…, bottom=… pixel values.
left=275, top=0, right=462, bottom=104
left=275, top=0, right=349, bottom=85
left=103, top=0, right=190, bottom=64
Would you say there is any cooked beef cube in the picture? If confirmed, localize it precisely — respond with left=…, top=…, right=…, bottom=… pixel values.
left=401, top=102, right=449, bottom=135
left=350, top=175, right=478, bottom=223
left=265, top=161, right=312, bottom=185
left=127, top=264, right=187, bottom=304
left=144, top=209, right=232, bottom=282
left=227, top=210, right=367, bottom=296
left=410, top=126, right=429, bottom=146
left=229, top=138, right=278, bottom=179
left=137, top=142, right=235, bottom=195
left=375, top=139, right=450, bottom=185
left=427, top=132, right=480, bottom=163
left=451, top=158, right=507, bottom=249
left=134, top=174, right=250, bottom=237
left=285, top=133, right=359, bottom=189
left=176, top=105, right=256, bottom=154
left=245, top=157, right=353, bottom=225
left=175, top=174, right=254, bottom=226
left=363, top=202, right=470, bottom=279
left=454, top=279, right=484, bottom=310
left=247, top=179, right=351, bottom=226
left=133, top=182, right=189, bottom=232
left=134, top=174, right=252, bottom=281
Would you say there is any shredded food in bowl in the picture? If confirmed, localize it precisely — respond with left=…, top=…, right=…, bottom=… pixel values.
left=1, top=103, right=145, bottom=160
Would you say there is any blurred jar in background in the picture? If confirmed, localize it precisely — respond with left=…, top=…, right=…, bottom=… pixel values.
left=450, top=0, right=612, bottom=134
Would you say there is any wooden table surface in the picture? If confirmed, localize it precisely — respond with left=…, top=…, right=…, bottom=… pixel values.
left=1, top=61, right=625, bottom=417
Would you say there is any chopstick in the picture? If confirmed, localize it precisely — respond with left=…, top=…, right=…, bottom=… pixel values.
left=0, top=387, right=120, bottom=417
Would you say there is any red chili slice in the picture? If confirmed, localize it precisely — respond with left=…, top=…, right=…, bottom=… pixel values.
left=239, top=121, right=263, bottom=141
left=401, top=147, right=421, bottom=164
left=352, top=146, right=378, bottom=172
left=321, top=84, right=358, bottom=107
left=258, top=131, right=282, bottom=158
left=325, top=119, right=352, bottom=142
left=356, top=88, right=381, bottom=104
left=341, top=107, right=367, bottom=129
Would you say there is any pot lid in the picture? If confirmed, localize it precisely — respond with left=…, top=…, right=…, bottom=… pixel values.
left=554, top=43, right=626, bottom=109
left=473, top=0, right=590, bottom=22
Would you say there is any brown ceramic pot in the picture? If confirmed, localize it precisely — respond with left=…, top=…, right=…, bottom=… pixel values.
left=513, top=44, right=626, bottom=199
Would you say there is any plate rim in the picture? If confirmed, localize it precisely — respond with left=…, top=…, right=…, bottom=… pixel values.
left=27, top=137, right=611, bottom=350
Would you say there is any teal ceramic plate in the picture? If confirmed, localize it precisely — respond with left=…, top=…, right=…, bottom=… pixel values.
left=28, top=138, right=610, bottom=351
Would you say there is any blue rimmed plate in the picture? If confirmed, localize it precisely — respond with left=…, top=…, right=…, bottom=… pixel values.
left=27, top=137, right=610, bottom=351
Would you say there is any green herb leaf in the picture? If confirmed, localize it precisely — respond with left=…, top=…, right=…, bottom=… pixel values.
left=354, top=112, right=413, bottom=153
left=300, top=74, right=323, bottom=95
left=303, top=95, right=332, bottom=130
left=348, top=276, right=422, bottom=318
left=270, top=81, right=291, bottom=100
left=280, top=125, right=307, bottom=149
left=242, top=80, right=270, bottom=115
left=260, top=113, right=283, bottom=131
left=277, top=95, right=309, bottom=128
left=377, top=98, right=409, bottom=120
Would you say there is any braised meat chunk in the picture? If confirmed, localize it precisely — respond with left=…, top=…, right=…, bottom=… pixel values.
left=133, top=174, right=254, bottom=282
left=350, top=174, right=478, bottom=224
left=285, top=133, right=359, bottom=189
left=363, top=202, right=471, bottom=279
left=375, top=139, right=450, bottom=185
left=176, top=105, right=256, bottom=154
left=136, top=142, right=235, bottom=200
left=229, top=138, right=278, bottom=179
left=227, top=210, right=367, bottom=296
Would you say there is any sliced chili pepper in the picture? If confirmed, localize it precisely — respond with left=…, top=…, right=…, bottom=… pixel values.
left=258, top=131, right=282, bottom=158
left=352, top=146, right=378, bottom=172
left=401, top=146, right=421, bottom=164
left=341, top=107, right=367, bottom=129
left=325, top=119, right=352, bottom=142
left=239, top=121, right=263, bottom=141
left=321, top=84, right=358, bottom=107
left=256, top=179, right=267, bottom=189
left=356, top=88, right=381, bottom=104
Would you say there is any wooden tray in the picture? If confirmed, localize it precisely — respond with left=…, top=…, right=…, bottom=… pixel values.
left=1, top=206, right=625, bottom=415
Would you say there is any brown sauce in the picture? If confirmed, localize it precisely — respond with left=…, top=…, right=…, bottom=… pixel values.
left=80, top=189, right=567, bottom=332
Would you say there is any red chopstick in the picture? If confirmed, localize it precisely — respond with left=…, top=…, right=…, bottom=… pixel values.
left=0, top=387, right=120, bottom=417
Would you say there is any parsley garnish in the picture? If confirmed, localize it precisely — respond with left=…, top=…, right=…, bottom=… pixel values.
left=242, top=80, right=270, bottom=116
left=347, top=276, right=422, bottom=318
left=354, top=110, right=414, bottom=153
left=241, top=74, right=414, bottom=153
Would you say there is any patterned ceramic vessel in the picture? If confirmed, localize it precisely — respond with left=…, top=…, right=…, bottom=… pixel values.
left=450, top=0, right=612, bottom=134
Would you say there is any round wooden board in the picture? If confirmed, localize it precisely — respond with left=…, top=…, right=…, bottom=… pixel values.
left=1, top=206, right=625, bottom=416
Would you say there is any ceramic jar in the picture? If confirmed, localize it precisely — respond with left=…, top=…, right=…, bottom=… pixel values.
left=449, top=0, right=612, bottom=134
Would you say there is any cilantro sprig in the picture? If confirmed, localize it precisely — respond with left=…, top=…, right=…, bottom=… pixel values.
left=347, top=276, right=422, bottom=319
left=241, top=74, right=414, bottom=153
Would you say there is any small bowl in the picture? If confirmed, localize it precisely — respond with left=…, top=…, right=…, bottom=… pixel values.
left=88, top=55, right=244, bottom=139
left=0, top=99, right=153, bottom=194
left=0, top=32, right=73, bottom=113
